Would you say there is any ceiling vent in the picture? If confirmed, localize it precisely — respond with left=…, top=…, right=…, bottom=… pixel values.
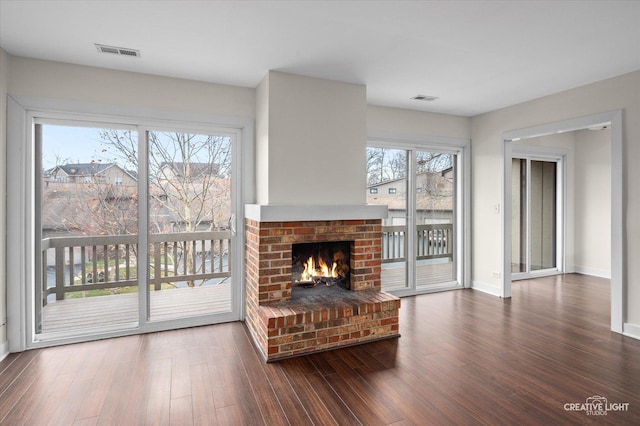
left=95, top=44, right=141, bottom=58
left=411, top=94, right=439, bottom=102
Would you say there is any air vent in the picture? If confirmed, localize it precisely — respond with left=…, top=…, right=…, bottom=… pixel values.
left=95, top=44, right=141, bottom=58
left=411, top=94, right=439, bottom=102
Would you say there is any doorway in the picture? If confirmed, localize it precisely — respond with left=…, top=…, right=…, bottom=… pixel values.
left=511, top=150, right=565, bottom=280
left=501, top=111, right=623, bottom=333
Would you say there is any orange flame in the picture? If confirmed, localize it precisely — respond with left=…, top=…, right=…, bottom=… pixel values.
left=300, top=256, right=338, bottom=281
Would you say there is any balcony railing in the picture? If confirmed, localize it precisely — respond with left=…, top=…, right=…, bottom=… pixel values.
left=40, top=224, right=448, bottom=303
left=382, top=223, right=453, bottom=263
left=40, top=230, right=232, bottom=306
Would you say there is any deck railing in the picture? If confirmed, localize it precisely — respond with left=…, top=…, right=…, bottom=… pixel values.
left=382, top=223, right=453, bottom=263
left=40, top=230, right=232, bottom=305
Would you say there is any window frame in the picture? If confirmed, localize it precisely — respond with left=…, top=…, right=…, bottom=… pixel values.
left=366, top=131, right=471, bottom=297
left=7, top=96, right=254, bottom=351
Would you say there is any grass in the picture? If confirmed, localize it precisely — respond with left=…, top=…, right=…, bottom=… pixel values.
left=68, top=256, right=179, bottom=299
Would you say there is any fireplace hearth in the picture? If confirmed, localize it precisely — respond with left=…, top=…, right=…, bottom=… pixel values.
left=244, top=206, right=400, bottom=362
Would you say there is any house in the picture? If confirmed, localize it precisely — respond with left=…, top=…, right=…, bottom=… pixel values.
left=156, top=162, right=222, bottom=182
left=367, top=170, right=454, bottom=226
left=45, top=162, right=137, bottom=186
left=1, top=1, right=640, bottom=423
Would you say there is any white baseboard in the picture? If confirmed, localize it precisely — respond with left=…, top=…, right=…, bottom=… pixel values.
left=623, top=323, right=640, bottom=341
left=0, top=340, right=9, bottom=363
left=471, top=281, right=501, bottom=297
left=573, top=266, right=611, bottom=279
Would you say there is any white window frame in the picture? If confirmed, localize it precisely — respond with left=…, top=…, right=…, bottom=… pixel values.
left=367, top=131, right=471, bottom=297
left=7, top=96, right=254, bottom=351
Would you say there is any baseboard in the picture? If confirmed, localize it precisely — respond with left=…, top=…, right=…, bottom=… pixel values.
left=573, top=266, right=611, bottom=279
left=471, top=281, right=501, bottom=297
left=0, top=340, right=9, bottom=363
left=623, top=323, right=640, bottom=341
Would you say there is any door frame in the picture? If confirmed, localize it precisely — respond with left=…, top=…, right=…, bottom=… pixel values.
left=500, top=110, right=623, bottom=334
left=7, top=96, right=254, bottom=351
left=367, top=130, right=471, bottom=296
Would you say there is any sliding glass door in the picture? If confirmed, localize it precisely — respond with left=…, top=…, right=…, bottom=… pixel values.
left=415, top=150, right=456, bottom=288
left=146, top=129, right=233, bottom=321
left=35, top=118, right=239, bottom=342
left=37, top=122, right=140, bottom=336
left=511, top=156, right=562, bottom=278
left=367, top=143, right=465, bottom=295
left=367, top=147, right=409, bottom=291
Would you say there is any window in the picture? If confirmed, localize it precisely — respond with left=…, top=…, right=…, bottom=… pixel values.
left=369, top=188, right=378, bottom=194
left=33, top=119, right=240, bottom=345
left=366, top=138, right=470, bottom=297
left=7, top=98, right=251, bottom=353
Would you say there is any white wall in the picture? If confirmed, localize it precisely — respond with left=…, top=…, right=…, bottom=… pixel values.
left=255, top=74, right=270, bottom=204
left=0, top=48, right=8, bottom=352
left=471, top=70, right=640, bottom=328
left=8, top=56, right=255, bottom=118
left=367, top=105, right=471, bottom=139
left=261, top=71, right=367, bottom=205
left=574, top=128, right=611, bottom=277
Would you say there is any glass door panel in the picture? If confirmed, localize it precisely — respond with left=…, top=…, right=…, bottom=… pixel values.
left=366, top=147, right=409, bottom=291
left=512, top=157, right=558, bottom=276
left=511, top=159, right=527, bottom=273
left=37, top=123, right=139, bottom=337
left=146, top=130, right=233, bottom=321
left=415, top=151, right=456, bottom=287
left=530, top=160, right=557, bottom=271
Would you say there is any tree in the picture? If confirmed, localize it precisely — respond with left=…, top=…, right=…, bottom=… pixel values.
left=42, top=163, right=138, bottom=237
left=99, top=130, right=231, bottom=287
left=366, top=147, right=407, bottom=185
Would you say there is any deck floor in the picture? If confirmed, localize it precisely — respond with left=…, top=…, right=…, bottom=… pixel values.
left=41, top=284, right=232, bottom=334
left=382, top=261, right=454, bottom=289
left=41, top=263, right=454, bottom=334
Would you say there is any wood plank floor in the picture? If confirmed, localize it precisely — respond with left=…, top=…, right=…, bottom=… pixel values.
left=2, top=273, right=640, bottom=425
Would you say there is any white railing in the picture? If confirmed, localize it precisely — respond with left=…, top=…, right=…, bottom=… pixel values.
left=40, top=230, right=232, bottom=305
left=382, top=224, right=453, bottom=263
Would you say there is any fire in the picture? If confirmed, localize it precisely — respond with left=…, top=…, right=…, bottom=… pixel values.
left=300, top=256, right=338, bottom=281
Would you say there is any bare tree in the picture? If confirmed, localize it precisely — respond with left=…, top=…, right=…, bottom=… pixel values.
left=99, top=130, right=231, bottom=287
left=42, top=164, right=137, bottom=237
left=367, top=147, right=410, bottom=186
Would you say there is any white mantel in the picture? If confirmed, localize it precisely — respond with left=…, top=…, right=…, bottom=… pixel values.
left=244, top=204, right=388, bottom=222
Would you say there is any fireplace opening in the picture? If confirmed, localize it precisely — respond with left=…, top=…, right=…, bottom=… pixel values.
left=292, top=241, right=352, bottom=291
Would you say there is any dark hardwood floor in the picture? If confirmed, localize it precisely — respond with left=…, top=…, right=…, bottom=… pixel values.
left=2, top=273, right=640, bottom=425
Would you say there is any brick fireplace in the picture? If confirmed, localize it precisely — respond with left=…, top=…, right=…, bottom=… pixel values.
left=244, top=205, right=400, bottom=361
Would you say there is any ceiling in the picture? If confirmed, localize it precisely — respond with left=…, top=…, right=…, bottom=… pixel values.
left=1, top=0, right=639, bottom=117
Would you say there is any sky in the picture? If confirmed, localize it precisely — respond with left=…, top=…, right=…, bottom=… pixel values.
left=41, top=124, right=117, bottom=170
left=41, top=124, right=232, bottom=173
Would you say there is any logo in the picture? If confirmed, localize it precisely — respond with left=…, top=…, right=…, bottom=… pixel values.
left=564, top=395, right=630, bottom=416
